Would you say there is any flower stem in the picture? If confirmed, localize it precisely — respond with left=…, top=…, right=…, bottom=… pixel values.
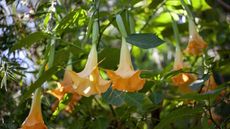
left=92, top=19, right=99, bottom=45
left=29, top=88, right=42, bottom=116
left=180, top=0, right=194, bottom=20
left=116, top=14, right=128, bottom=37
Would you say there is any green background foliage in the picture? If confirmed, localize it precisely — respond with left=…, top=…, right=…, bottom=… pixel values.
left=0, top=0, right=229, bottom=129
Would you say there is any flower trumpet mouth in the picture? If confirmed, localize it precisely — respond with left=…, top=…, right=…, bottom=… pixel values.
left=184, top=19, right=207, bottom=56
left=171, top=48, right=197, bottom=93
left=68, top=44, right=110, bottom=97
left=107, top=37, right=145, bottom=92
left=201, top=74, right=217, bottom=93
left=21, top=89, right=47, bottom=129
left=171, top=73, right=197, bottom=93
left=47, top=70, right=81, bottom=112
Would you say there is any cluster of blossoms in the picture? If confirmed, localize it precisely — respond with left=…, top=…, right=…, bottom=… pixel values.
left=20, top=17, right=146, bottom=128
left=20, top=17, right=220, bottom=128
left=171, top=18, right=218, bottom=94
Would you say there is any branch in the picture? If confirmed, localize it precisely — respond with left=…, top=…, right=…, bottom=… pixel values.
left=217, top=0, right=230, bottom=11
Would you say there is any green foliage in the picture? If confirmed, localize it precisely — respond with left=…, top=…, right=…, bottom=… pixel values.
left=12, top=32, right=51, bottom=50
left=126, top=33, right=164, bottom=49
left=155, top=107, right=203, bottom=129
left=98, top=48, right=120, bottom=69
left=55, top=8, right=87, bottom=35
left=0, top=0, right=229, bottom=129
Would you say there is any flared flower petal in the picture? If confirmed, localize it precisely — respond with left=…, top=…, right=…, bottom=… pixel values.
left=107, top=37, right=145, bottom=92
left=171, top=73, right=197, bottom=93
left=47, top=70, right=81, bottom=112
left=202, top=74, right=217, bottom=93
left=68, top=44, right=110, bottom=97
left=184, top=20, right=207, bottom=56
left=171, top=47, right=197, bottom=93
left=21, top=89, right=47, bottom=129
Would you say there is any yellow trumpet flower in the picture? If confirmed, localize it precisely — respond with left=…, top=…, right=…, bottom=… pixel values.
left=171, top=48, right=197, bottom=93
left=107, top=37, right=145, bottom=92
left=68, top=44, right=110, bottom=97
left=21, top=89, right=47, bottom=129
left=47, top=70, right=81, bottom=112
left=184, top=19, right=207, bottom=56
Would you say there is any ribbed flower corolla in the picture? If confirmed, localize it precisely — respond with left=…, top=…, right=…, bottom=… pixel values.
left=184, top=19, right=207, bottom=56
left=68, top=44, right=111, bottom=97
left=107, top=37, right=145, bottom=92
left=21, top=89, right=47, bottom=129
left=47, top=70, right=81, bottom=112
left=171, top=48, right=197, bottom=93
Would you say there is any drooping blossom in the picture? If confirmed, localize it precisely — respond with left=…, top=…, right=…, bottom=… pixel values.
left=201, top=74, right=218, bottom=93
left=68, top=44, right=111, bottom=97
left=107, top=37, right=145, bottom=92
left=184, top=19, right=207, bottom=56
left=171, top=47, right=197, bottom=93
left=21, top=89, right=47, bottom=129
left=47, top=70, right=81, bottom=112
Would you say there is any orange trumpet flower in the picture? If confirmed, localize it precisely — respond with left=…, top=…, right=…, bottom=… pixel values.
left=68, top=44, right=111, bottom=97
left=21, top=89, right=47, bottom=129
left=47, top=70, right=81, bottom=112
left=107, top=37, right=145, bottom=92
left=171, top=47, right=197, bottom=93
left=201, top=74, right=218, bottom=93
left=184, top=19, right=207, bottom=56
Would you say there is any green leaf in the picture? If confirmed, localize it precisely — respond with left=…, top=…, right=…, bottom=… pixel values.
left=12, top=32, right=51, bottom=50
left=126, top=33, right=164, bottom=49
left=53, top=47, right=71, bottom=66
left=191, top=0, right=211, bottom=11
left=98, top=48, right=120, bottom=70
left=149, top=0, right=163, bottom=9
left=102, top=87, right=125, bottom=106
left=155, top=107, right=203, bottom=129
left=178, top=87, right=224, bottom=101
left=124, top=93, right=144, bottom=111
left=93, top=116, right=110, bottom=129
left=55, top=8, right=87, bottom=35
left=149, top=91, right=163, bottom=104
left=190, top=74, right=210, bottom=91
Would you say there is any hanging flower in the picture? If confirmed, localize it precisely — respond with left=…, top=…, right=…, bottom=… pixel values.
left=68, top=44, right=111, bottom=97
left=201, top=74, right=217, bottom=93
left=171, top=47, right=197, bottom=93
left=21, top=89, right=47, bottom=129
left=107, top=37, right=145, bottom=92
left=184, top=19, right=207, bottom=56
left=47, top=70, right=81, bottom=112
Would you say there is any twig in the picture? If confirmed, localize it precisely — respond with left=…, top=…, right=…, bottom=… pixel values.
left=207, top=95, right=222, bottom=129
left=109, top=104, right=117, bottom=117
left=97, top=17, right=115, bottom=47
left=217, top=0, right=230, bottom=11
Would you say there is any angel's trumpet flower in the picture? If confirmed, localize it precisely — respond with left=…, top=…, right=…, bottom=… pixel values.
left=21, top=89, right=47, bottom=129
left=68, top=44, right=110, bottom=97
left=184, top=19, right=207, bottom=56
left=47, top=70, right=81, bottom=112
left=107, top=37, right=145, bottom=92
left=171, top=47, right=197, bottom=93
left=201, top=74, right=217, bottom=93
